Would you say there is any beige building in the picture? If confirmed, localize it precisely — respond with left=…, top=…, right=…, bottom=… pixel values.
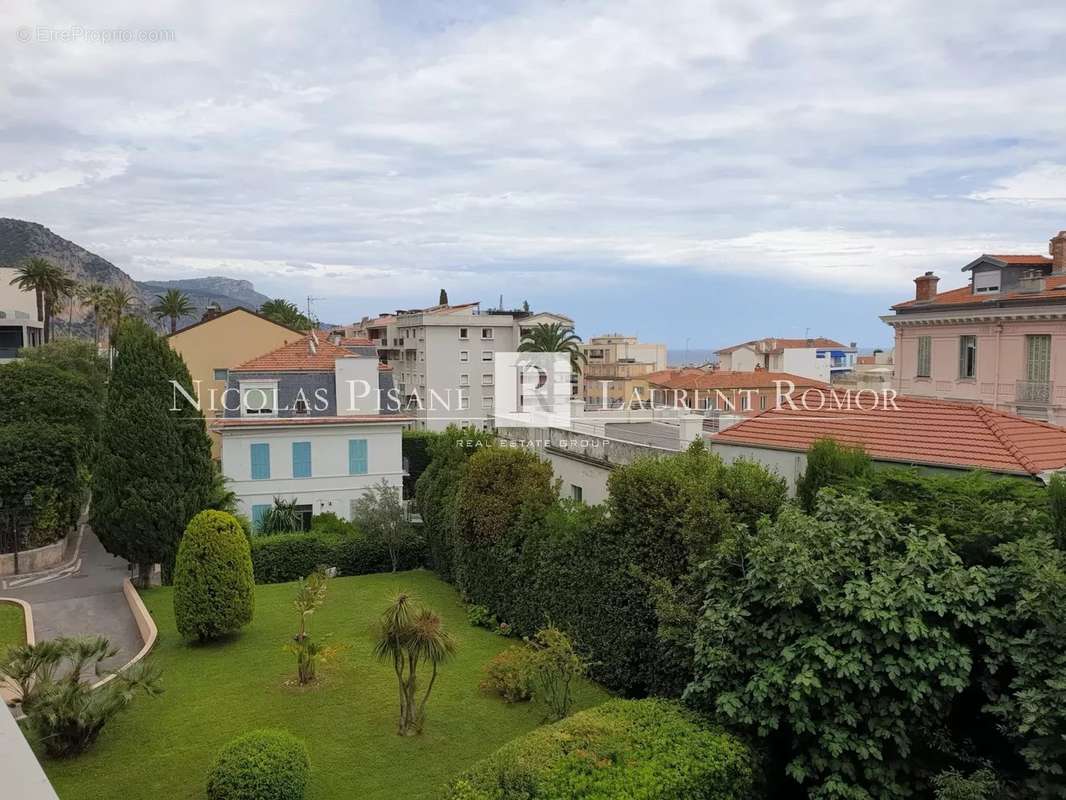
left=167, top=307, right=303, bottom=457
left=581, top=334, right=668, bottom=408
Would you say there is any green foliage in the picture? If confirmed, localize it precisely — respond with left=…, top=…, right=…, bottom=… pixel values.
left=0, top=636, right=161, bottom=758
left=350, top=480, right=419, bottom=571
left=1047, top=472, right=1066, bottom=548
left=286, top=569, right=332, bottom=684
left=527, top=625, right=587, bottom=721
left=309, top=512, right=354, bottom=537
left=257, top=299, right=313, bottom=331
left=796, top=438, right=872, bottom=511
left=932, top=769, right=1001, bottom=800
left=480, top=646, right=534, bottom=703
left=173, top=511, right=255, bottom=642
left=445, top=698, right=753, bottom=800
left=0, top=422, right=82, bottom=539
left=19, top=338, right=108, bottom=401
left=206, top=729, right=310, bottom=800
left=92, top=318, right=214, bottom=584
left=687, top=492, right=990, bottom=800
left=0, top=358, right=101, bottom=460
left=402, top=429, right=436, bottom=498
left=454, top=446, right=556, bottom=546
left=517, top=322, right=588, bottom=376
left=249, top=529, right=424, bottom=584
left=259, top=497, right=302, bottom=535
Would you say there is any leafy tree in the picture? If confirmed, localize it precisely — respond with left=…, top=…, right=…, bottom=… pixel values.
left=687, top=492, right=990, bottom=800
left=796, top=438, right=872, bottom=511
left=9, top=257, right=68, bottom=342
left=173, top=511, right=254, bottom=641
left=151, top=288, right=195, bottom=334
left=350, top=479, right=416, bottom=572
left=92, top=318, right=214, bottom=586
left=374, top=592, right=456, bottom=735
left=0, top=636, right=161, bottom=757
left=518, top=322, right=588, bottom=376
left=454, top=446, right=556, bottom=546
left=19, top=338, right=108, bottom=402
left=258, top=298, right=312, bottom=331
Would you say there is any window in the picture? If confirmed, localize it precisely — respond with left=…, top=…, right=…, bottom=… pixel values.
left=292, top=441, right=311, bottom=478
left=481, top=328, right=493, bottom=339
left=348, top=439, right=368, bottom=475
left=295, top=505, right=313, bottom=532
left=419, top=351, right=425, bottom=361
left=241, top=381, right=277, bottom=416
left=916, top=336, right=932, bottom=378
left=740, top=392, right=750, bottom=411
left=459, top=396, right=470, bottom=410
left=482, top=373, right=494, bottom=386
left=958, top=336, right=977, bottom=379
left=1026, top=334, right=1052, bottom=383
left=213, top=368, right=228, bottom=381
left=459, top=350, right=469, bottom=362
left=571, top=484, right=583, bottom=502
left=250, top=443, right=270, bottom=480
left=759, top=393, right=768, bottom=410
left=293, top=397, right=310, bottom=415
left=251, top=504, right=270, bottom=533
left=459, top=327, right=469, bottom=340
left=459, top=374, right=469, bottom=386
left=481, top=351, right=493, bottom=362
left=482, top=397, right=493, bottom=410
left=973, top=270, right=1000, bottom=294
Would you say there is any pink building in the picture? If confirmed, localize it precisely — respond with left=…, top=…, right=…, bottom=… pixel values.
left=883, top=230, right=1066, bottom=424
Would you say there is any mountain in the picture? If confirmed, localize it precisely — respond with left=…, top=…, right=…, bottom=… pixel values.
left=0, top=218, right=274, bottom=332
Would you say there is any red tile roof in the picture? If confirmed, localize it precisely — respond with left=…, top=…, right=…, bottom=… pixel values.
left=647, top=369, right=829, bottom=390
left=214, top=415, right=413, bottom=429
left=231, top=335, right=358, bottom=372
left=716, top=337, right=848, bottom=354
left=985, top=254, right=1053, bottom=265
left=856, top=355, right=876, bottom=365
left=713, top=395, right=1066, bottom=477
left=338, top=337, right=375, bottom=346
left=892, top=274, right=1066, bottom=310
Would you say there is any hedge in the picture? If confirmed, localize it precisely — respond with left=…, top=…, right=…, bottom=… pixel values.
left=0, top=422, right=84, bottom=537
left=445, top=698, right=753, bottom=800
left=250, top=530, right=425, bottom=584
left=207, top=729, right=310, bottom=800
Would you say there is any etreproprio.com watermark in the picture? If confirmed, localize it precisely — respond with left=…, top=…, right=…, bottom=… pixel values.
left=16, top=25, right=176, bottom=44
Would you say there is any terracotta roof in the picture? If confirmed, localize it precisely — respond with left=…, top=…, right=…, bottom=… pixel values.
left=214, top=415, right=413, bottom=429
left=892, top=274, right=1066, bottom=310
left=984, top=254, right=1052, bottom=266
left=856, top=355, right=876, bottom=365
left=647, top=368, right=829, bottom=390
left=338, top=337, right=375, bottom=346
left=231, top=335, right=358, bottom=372
left=713, top=395, right=1066, bottom=477
left=716, top=337, right=849, bottom=355
left=167, top=306, right=306, bottom=338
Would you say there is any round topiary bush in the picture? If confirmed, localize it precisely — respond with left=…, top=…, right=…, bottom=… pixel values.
left=174, top=510, right=254, bottom=641
left=207, top=729, right=310, bottom=800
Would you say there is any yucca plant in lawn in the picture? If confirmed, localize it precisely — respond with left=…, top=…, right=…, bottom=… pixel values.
left=151, top=288, right=196, bottom=334
left=286, top=569, right=336, bottom=685
left=518, top=322, right=587, bottom=376
left=374, top=592, right=457, bottom=735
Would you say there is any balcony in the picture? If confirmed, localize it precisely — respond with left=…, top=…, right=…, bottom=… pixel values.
left=1016, top=380, right=1053, bottom=405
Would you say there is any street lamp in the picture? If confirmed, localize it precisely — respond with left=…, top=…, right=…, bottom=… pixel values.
left=0, top=492, right=34, bottom=575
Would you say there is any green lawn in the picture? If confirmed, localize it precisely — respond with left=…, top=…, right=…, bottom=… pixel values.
left=43, top=569, right=608, bottom=800
left=0, top=600, right=26, bottom=656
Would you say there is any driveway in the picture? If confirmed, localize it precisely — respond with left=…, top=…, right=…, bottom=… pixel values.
left=1, top=528, right=142, bottom=675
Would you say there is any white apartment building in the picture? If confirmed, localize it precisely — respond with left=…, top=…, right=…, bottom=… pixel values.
left=715, top=337, right=857, bottom=383
left=377, top=302, right=574, bottom=431
left=0, top=266, right=44, bottom=362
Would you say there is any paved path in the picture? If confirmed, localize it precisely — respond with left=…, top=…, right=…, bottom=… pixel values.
left=1, top=529, right=141, bottom=675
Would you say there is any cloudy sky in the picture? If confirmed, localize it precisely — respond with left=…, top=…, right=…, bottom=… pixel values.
left=3, top=0, right=1066, bottom=348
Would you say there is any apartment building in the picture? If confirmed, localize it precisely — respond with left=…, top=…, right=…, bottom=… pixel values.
left=214, top=334, right=409, bottom=530
left=581, top=334, right=667, bottom=408
left=883, top=230, right=1066, bottom=424
left=0, top=266, right=44, bottom=361
left=715, top=337, right=856, bottom=383
left=367, top=301, right=573, bottom=431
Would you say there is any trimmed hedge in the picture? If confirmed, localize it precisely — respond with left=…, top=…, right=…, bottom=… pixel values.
left=445, top=698, right=753, bottom=800
left=174, top=511, right=255, bottom=641
left=207, top=729, right=310, bottom=800
left=0, top=422, right=84, bottom=537
left=250, top=530, right=425, bottom=584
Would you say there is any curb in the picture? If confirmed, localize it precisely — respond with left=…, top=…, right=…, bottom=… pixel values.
left=0, top=597, right=35, bottom=705
left=90, top=578, right=158, bottom=690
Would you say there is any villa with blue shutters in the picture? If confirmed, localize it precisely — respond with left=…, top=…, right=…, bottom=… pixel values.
left=213, top=333, right=411, bottom=531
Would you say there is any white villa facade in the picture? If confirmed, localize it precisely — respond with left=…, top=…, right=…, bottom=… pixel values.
left=0, top=266, right=44, bottom=362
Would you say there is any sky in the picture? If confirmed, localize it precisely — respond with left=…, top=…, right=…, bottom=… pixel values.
left=3, top=1, right=1066, bottom=349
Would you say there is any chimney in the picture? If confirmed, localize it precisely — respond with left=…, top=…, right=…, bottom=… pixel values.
left=201, top=303, right=223, bottom=322
left=914, top=271, right=939, bottom=302
left=1050, top=230, right=1066, bottom=273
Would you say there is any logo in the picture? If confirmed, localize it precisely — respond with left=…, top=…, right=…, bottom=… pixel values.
left=493, top=352, right=573, bottom=429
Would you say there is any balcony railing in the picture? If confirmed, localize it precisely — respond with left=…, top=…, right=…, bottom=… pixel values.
left=1016, top=380, right=1053, bottom=404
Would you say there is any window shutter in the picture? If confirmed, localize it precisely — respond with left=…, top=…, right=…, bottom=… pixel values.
left=250, top=443, right=270, bottom=480
left=1026, top=335, right=1051, bottom=382
left=348, top=439, right=368, bottom=475
left=292, top=441, right=312, bottom=478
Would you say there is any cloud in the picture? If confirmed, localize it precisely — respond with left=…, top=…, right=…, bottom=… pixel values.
left=970, top=162, right=1066, bottom=206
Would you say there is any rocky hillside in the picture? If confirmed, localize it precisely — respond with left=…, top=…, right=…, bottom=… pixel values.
left=0, top=218, right=272, bottom=330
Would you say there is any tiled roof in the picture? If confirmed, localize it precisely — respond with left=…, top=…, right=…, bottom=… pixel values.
left=338, top=337, right=375, bottom=346
left=214, top=415, right=413, bottom=429
left=892, top=274, right=1066, bottom=310
left=985, top=254, right=1052, bottom=265
left=713, top=395, right=1066, bottom=477
left=647, top=369, right=829, bottom=390
left=716, top=337, right=848, bottom=354
left=231, top=335, right=356, bottom=372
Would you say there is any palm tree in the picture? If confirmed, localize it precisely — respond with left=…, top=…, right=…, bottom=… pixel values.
left=60, top=277, right=80, bottom=337
left=150, top=288, right=195, bottom=334
left=373, top=593, right=456, bottom=735
left=518, top=322, right=588, bottom=376
left=102, top=286, right=138, bottom=345
left=79, top=283, right=108, bottom=346
left=9, top=257, right=67, bottom=342
left=259, top=298, right=313, bottom=331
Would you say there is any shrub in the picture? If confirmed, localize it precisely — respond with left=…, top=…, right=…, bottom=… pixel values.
left=1049, top=472, right=1066, bottom=548
left=445, top=698, right=753, bottom=799
left=249, top=529, right=425, bottom=584
left=206, top=729, right=310, bottom=800
left=932, top=769, right=1001, bottom=800
left=527, top=625, right=586, bottom=720
left=174, top=511, right=254, bottom=641
left=454, top=447, right=555, bottom=546
left=309, top=512, right=355, bottom=537
left=795, top=437, right=871, bottom=511
left=0, top=422, right=83, bottom=536
left=480, top=646, right=534, bottom=703
left=350, top=480, right=420, bottom=571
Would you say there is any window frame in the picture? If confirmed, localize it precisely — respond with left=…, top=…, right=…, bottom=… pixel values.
left=348, top=438, right=369, bottom=475
left=916, top=336, right=932, bottom=378
left=958, top=335, right=977, bottom=379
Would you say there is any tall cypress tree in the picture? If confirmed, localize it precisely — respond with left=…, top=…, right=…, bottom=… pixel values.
left=92, top=317, right=214, bottom=586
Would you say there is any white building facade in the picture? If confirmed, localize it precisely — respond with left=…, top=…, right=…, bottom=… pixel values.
left=0, top=266, right=44, bottom=362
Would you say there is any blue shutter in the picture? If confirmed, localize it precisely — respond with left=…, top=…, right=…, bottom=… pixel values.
left=348, top=439, right=368, bottom=475
left=250, top=443, right=270, bottom=480
left=251, top=504, right=269, bottom=532
left=292, top=441, right=312, bottom=478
